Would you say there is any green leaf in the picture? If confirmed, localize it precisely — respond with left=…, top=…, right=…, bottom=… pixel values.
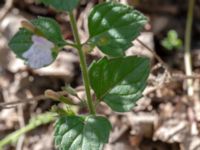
left=88, top=2, right=147, bottom=57
left=54, top=115, right=112, bottom=150
left=89, top=56, right=150, bottom=112
left=8, top=17, right=65, bottom=63
left=40, top=0, right=79, bottom=12
left=161, top=30, right=182, bottom=51
left=31, top=17, right=66, bottom=47
left=8, top=17, right=67, bottom=69
left=9, top=28, right=33, bottom=58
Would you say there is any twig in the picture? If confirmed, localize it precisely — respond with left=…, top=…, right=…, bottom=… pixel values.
left=16, top=105, right=25, bottom=150
left=184, top=0, right=196, bottom=96
left=136, top=39, right=171, bottom=77
left=0, top=95, right=47, bottom=109
left=0, top=91, right=75, bottom=109
left=172, top=74, right=200, bottom=80
left=0, top=0, right=13, bottom=22
left=110, top=124, right=129, bottom=143
left=144, top=84, right=166, bottom=96
left=144, top=73, right=200, bottom=96
left=1, top=73, right=200, bottom=109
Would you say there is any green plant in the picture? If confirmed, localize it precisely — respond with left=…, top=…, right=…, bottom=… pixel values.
left=0, top=112, right=55, bottom=149
left=8, top=1, right=150, bottom=150
left=161, top=30, right=182, bottom=51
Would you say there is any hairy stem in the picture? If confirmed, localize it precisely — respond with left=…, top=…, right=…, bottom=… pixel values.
left=69, top=12, right=96, bottom=115
left=184, top=0, right=195, bottom=96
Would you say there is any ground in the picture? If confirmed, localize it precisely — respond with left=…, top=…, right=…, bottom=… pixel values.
left=0, top=0, right=200, bottom=150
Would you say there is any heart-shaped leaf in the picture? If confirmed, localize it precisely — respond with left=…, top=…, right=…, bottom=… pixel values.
left=54, top=115, right=112, bottom=150
left=88, top=2, right=147, bottom=57
left=40, top=0, right=80, bottom=12
left=89, top=56, right=150, bottom=112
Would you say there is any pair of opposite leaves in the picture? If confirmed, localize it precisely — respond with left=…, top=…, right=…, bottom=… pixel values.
left=9, top=2, right=150, bottom=150
left=9, top=2, right=150, bottom=112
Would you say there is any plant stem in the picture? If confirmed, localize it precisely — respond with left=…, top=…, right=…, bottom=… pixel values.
left=69, top=12, right=96, bottom=115
left=184, top=0, right=195, bottom=96
left=0, top=113, right=55, bottom=149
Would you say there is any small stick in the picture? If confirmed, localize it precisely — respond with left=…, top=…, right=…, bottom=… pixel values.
left=0, top=91, right=70, bottom=109
left=136, top=39, right=171, bottom=77
left=0, top=95, right=47, bottom=108
left=0, top=0, right=13, bottom=22
left=184, top=0, right=196, bottom=96
left=172, top=74, right=200, bottom=80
